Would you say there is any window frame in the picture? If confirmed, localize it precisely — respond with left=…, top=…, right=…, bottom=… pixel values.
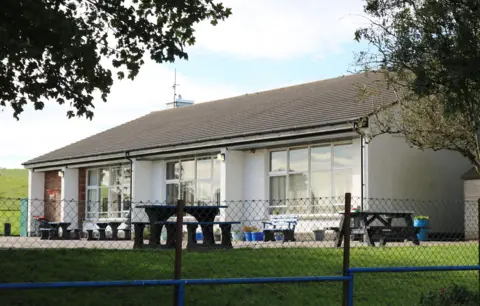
left=165, top=156, right=221, bottom=205
left=268, top=141, right=353, bottom=215
left=85, top=165, right=131, bottom=220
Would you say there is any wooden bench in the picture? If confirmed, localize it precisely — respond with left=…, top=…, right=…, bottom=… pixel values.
left=155, top=220, right=241, bottom=249
left=368, top=226, right=426, bottom=246
left=262, top=214, right=298, bottom=242
left=327, top=225, right=427, bottom=246
left=39, top=228, right=55, bottom=240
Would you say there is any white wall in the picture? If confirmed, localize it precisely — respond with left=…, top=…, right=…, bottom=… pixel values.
left=61, top=168, right=79, bottom=229
left=242, top=149, right=269, bottom=228
left=131, top=159, right=153, bottom=222
left=367, top=133, right=471, bottom=233
left=151, top=160, right=166, bottom=202
left=463, top=179, right=479, bottom=240
left=351, top=137, right=363, bottom=199
left=27, top=170, right=45, bottom=236
left=220, top=149, right=244, bottom=227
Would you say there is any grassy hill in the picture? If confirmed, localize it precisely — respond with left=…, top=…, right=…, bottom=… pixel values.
left=0, top=168, right=28, bottom=235
left=0, top=168, right=28, bottom=200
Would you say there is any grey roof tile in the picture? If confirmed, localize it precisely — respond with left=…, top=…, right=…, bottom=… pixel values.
left=24, top=72, right=395, bottom=165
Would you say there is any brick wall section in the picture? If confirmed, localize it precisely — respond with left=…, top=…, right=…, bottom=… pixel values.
left=44, top=171, right=61, bottom=222
left=78, top=168, right=86, bottom=227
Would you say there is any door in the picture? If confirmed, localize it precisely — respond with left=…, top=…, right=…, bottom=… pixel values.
left=45, top=189, right=61, bottom=222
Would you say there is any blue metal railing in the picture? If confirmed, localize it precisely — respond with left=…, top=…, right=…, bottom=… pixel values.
left=0, top=275, right=352, bottom=306
left=0, top=267, right=478, bottom=305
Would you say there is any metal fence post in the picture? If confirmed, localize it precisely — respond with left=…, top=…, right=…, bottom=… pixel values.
left=347, top=272, right=354, bottom=306
left=343, top=193, right=352, bottom=306
left=173, top=200, right=185, bottom=306
left=176, top=281, right=185, bottom=306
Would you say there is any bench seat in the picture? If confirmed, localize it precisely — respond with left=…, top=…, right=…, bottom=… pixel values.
left=154, top=220, right=241, bottom=249
left=262, top=214, right=299, bottom=242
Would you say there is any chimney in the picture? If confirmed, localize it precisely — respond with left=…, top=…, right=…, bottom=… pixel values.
left=166, top=95, right=195, bottom=109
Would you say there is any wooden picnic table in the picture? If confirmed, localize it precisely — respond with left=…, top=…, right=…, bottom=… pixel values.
left=48, top=222, right=71, bottom=239
left=135, top=204, right=228, bottom=248
left=333, top=211, right=421, bottom=247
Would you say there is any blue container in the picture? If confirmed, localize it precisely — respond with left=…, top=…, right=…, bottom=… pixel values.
left=251, top=232, right=264, bottom=241
left=196, top=232, right=203, bottom=241
left=245, top=232, right=253, bottom=241
left=414, top=219, right=429, bottom=241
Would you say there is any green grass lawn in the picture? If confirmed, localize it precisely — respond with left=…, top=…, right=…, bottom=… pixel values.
left=0, top=168, right=28, bottom=200
left=0, top=168, right=28, bottom=236
left=0, top=245, right=477, bottom=305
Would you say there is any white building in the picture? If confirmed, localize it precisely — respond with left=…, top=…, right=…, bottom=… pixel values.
left=23, top=73, right=471, bottom=237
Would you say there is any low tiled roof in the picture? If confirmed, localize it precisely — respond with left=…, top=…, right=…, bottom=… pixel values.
left=24, top=72, right=395, bottom=165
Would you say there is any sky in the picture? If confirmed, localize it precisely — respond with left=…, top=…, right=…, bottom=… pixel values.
left=0, top=0, right=369, bottom=169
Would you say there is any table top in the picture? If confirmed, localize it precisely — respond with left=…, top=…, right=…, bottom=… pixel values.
left=136, top=204, right=228, bottom=209
left=340, top=211, right=414, bottom=216
left=48, top=222, right=71, bottom=225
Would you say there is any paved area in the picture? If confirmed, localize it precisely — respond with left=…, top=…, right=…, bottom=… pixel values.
left=0, top=237, right=476, bottom=250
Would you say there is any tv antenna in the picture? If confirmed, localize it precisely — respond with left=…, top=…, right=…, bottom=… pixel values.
left=172, top=68, right=180, bottom=104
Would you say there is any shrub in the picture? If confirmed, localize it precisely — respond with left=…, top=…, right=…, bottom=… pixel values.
left=419, top=284, right=480, bottom=305
left=414, top=215, right=429, bottom=220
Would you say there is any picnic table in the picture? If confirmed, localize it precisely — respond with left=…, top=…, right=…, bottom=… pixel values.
left=48, top=222, right=71, bottom=239
left=331, top=211, right=421, bottom=247
left=135, top=204, right=229, bottom=249
left=86, top=221, right=129, bottom=241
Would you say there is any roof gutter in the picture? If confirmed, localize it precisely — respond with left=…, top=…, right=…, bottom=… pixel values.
left=24, top=120, right=358, bottom=169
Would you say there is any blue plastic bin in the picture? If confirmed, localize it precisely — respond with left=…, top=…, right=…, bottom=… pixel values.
left=196, top=232, right=203, bottom=241
left=414, top=219, right=429, bottom=241
left=251, top=232, right=264, bottom=241
left=245, top=232, right=253, bottom=241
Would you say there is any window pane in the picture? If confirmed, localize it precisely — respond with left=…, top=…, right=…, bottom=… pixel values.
left=122, top=192, right=131, bottom=212
left=270, top=176, right=286, bottom=204
left=311, top=146, right=331, bottom=171
left=311, top=172, right=331, bottom=198
left=288, top=173, right=309, bottom=199
left=180, top=181, right=195, bottom=204
left=333, top=143, right=353, bottom=168
left=122, top=165, right=131, bottom=185
left=197, top=182, right=212, bottom=204
left=166, top=161, right=180, bottom=180
left=100, top=169, right=109, bottom=187
left=213, top=158, right=221, bottom=179
left=181, top=160, right=195, bottom=180
left=213, top=181, right=220, bottom=205
left=333, top=169, right=352, bottom=197
left=86, top=189, right=98, bottom=218
left=197, top=158, right=212, bottom=179
left=110, top=167, right=122, bottom=186
left=270, top=151, right=287, bottom=172
left=87, top=170, right=98, bottom=186
left=166, top=184, right=179, bottom=205
left=289, top=148, right=308, bottom=172
left=99, top=187, right=109, bottom=218
left=110, top=186, right=122, bottom=218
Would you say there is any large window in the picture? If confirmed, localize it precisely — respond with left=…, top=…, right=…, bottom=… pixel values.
left=166, top=156, right=221, bottom=205
left=269, top=142, right=353, bottom=214
left=86, top=165, right=131, bottom=219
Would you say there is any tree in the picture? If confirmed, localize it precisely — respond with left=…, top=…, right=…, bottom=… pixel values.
left=353, top=0, right=480, bottom=171
left=1, top=0, right=231, bottom=119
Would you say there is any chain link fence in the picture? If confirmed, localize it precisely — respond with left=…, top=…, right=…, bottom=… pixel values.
left=0, top=195, right=478, bottom=305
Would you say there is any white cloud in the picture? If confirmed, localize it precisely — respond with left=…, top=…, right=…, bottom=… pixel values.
left=0, top=63, right=239, bottom=168
left=0, top=1, right=368, bottom=168
left=192, top=0, right=366, bottom=60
